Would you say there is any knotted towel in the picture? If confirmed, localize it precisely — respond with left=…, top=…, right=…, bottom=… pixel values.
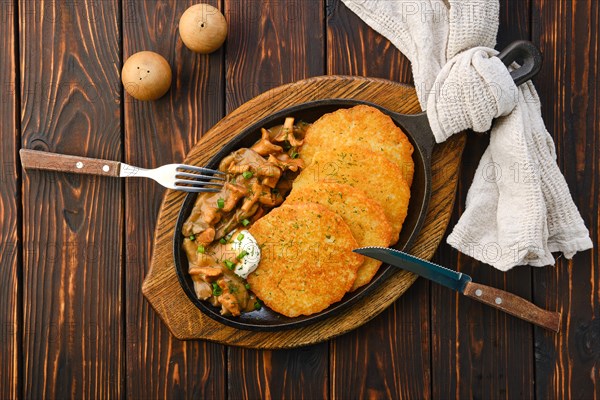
left=342, top=0, right=592, bottom=270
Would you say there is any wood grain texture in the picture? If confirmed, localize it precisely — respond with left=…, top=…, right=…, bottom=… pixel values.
left=224, top=2, right=328, bottom=398
left=326, top=0, right=412, bottom=82
left=326, top=1, right=430, bottom=399
left=430, top=1, right=536, bottom=398
left=3, top=0, right=597, bottom=398
left=20, top=149, right=121, bottom=177
left=228, top=347, right=329, bottom=400
left=225, top=0, right=324, bottom=112
left=0, top=0, right=20, bottom=398
left=142, top=76, right=466, bottom=350
left=463, top=282, right=561, bottom=332
left=19, top=1, right=123, bottom=398
left=532, top=0, right=600, bottom=398
left=122, top=1, right=226, bottom=398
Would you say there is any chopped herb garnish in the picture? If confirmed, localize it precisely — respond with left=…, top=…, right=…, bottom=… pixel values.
left=254, top=301, right=262, bottom=310
left=241, top=219, right=250, bottom=227
left=197, top=245, right=205, bottom=254
left=224, top=260, right=235, bottom=270
left=242, top=171, right=253, bottom=179
left=291, top=150, right=299, bottom=159
left=245, top=283, right=251, bottom=290
left=212, top=282, right=222, bottom=296
left=237, top=250, right=248, bottom=260
left=217, top=198, right=225, bottom=209
left=219, top=238, right=227, bottom=245
left=189, top=235, right=195, bottom=241
left=228, top=283, right=239, bottom=294
left=237, top=233, right=245, bottom=241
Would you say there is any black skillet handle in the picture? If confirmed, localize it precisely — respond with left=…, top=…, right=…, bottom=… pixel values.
left=496, top=40, right=543, bottom=86
left=391, top=112, right=436, bottom=162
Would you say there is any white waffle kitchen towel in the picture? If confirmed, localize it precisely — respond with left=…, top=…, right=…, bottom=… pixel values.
left=342, top=0, right=592, bottom=270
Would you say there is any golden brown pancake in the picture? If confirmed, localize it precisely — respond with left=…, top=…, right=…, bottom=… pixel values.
left=292, top=146, right=410, bottom=242
left=247, top=202, right=363, bottom=317
left=286, top=183, right=393, bottom=290
left=300, top=105, right=414, bottom=186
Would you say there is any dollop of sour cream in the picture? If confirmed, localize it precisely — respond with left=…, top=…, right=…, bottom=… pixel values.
left=230, top=230, right=261, bottom=279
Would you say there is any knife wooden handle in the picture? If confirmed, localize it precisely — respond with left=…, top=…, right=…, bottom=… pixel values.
left=463, top=281, right=561, bottom=332
left=20, top=149, right=121, bottom=177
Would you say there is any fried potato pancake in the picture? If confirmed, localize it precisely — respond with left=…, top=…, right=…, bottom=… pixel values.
left=247, top=202, right=364, bottom=317
left=300, top=105, right=415, bottom=186
left=293, top=146, right=410, bottom=241
left=286, top=183, right=393, bottom=290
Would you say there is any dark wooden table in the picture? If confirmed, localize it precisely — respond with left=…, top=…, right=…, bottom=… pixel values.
left=1, top=0, right=598, bottom=398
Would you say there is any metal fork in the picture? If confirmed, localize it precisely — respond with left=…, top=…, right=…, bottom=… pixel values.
left=20, top=149, right=225, bottom=193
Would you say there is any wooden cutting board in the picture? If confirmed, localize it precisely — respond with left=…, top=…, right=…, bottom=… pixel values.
left=142, top=75, right=466, bottom=349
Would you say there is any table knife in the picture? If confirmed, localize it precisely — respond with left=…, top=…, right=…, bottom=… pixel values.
left=353, top=246, right=561, bottom=332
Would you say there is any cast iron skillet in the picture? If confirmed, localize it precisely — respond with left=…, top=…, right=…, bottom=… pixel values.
left=173, top=40, right=542, bottom=331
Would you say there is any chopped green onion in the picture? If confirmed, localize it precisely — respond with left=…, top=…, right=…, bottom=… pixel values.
left=189, top=235, right=195, bottom=241
left=212, top=282, right=222, bottom=296
left=219, top=238, right=227, bottom=245
left=245, top=283, right=251, bottom=290
left=291, top=150, right=299, bottom=159
left=254, top=301, right=261, bottom=310
left=241, top=219, right=250, bottom=227
left=217, top=198, right=225, bottom=209
left=197, top=245, right=205, bottom=254
left=242, top=171, right=253, bottom=179
left=236, top=233, right=245, bottom=241
left=237, top=250, right=248, bottom=260
left=224, top=260, right=235, bottom=270
left=228, top=283, right=239, bottom=294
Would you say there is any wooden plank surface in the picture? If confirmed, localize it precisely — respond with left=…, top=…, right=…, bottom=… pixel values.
left=122, top=0, right=226, bottom=398
left=430, top=1, right=536, bottom=398
left=0, top=0, right=597, bottom=398
left=223, top=1, right=329, bottom=398
left=19, top=0, right=123, bottom=398
left=326, top=1, right=431, bottom=399
left=532, top=0, right=600, bottom=398
left=0, top=0, right=20, bottom=398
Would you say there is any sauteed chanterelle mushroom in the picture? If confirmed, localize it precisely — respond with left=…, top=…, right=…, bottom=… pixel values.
left=181, top=117, right=309, bottom=316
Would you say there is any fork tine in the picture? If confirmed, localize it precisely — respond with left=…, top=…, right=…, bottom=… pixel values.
left=177, top=164, right=226, bottom=175
left=175, top=178, right=224, bottom=187
left=176, top=171, right=226, bottom=181
left=177, top=186, right=222, bottom=193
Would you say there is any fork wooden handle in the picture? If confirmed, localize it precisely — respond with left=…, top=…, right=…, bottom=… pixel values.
left=463, top=281, right=561, bottom=332
left=20, top=149, right=121, bottom=177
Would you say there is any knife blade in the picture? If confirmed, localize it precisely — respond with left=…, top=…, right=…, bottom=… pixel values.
left=354, top=246, right=561, bottom=332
